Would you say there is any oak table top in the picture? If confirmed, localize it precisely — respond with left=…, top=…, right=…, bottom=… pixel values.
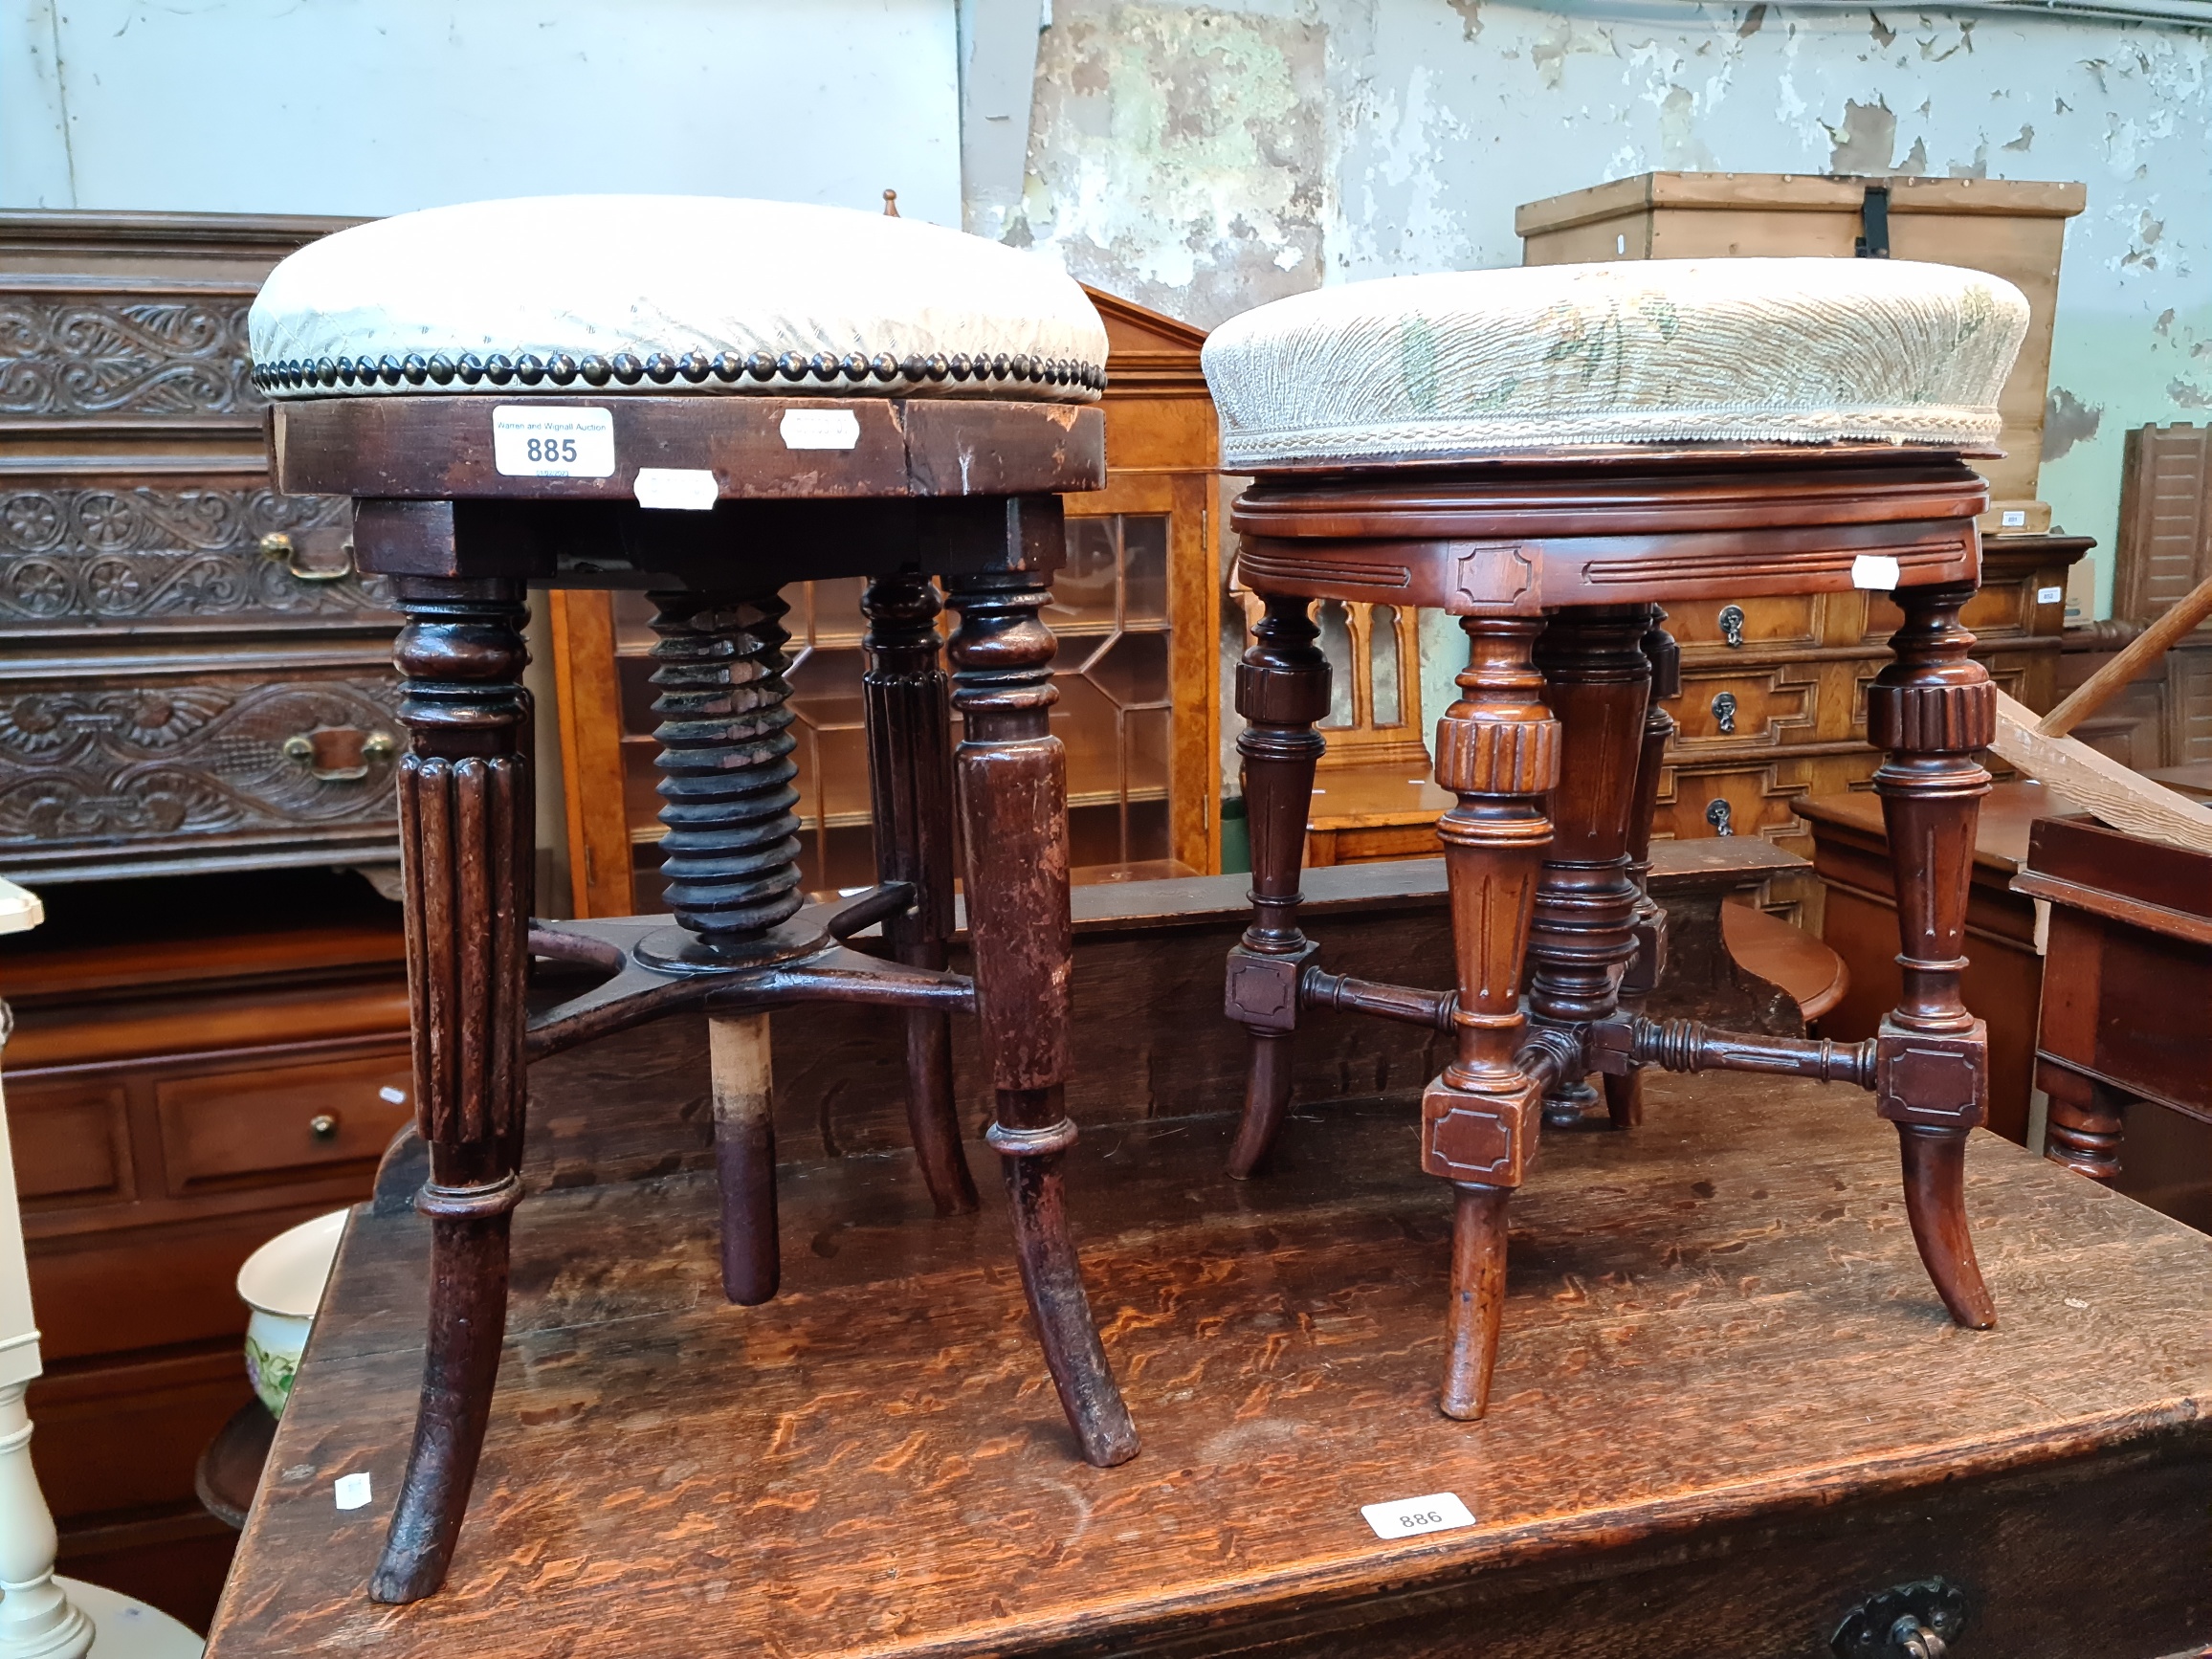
left=207, top=1073, right=2212, bottom=1659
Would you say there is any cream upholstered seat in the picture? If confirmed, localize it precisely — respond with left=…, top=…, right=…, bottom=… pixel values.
left=248, top=195, right=1106, bottom=401
left=1201, top=257, right=2028, bottom=469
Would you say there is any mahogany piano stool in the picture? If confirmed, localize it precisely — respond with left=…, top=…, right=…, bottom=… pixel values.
left=1207, top=259, right=2031, bottom=1422
left=250, top=197, right=1139, bottom=1602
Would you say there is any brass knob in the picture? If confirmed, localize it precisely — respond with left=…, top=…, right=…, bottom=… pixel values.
left=309, top=1113, right=340, bottom=1141
left=362, top=731, right=398, bottom=760
left=281, top=734, right=314, bottom=762
left=258, top=532, right=293, bottom=558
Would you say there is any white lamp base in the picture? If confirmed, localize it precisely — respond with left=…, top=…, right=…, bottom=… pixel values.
left=52, top=1581, right=198, bottom=1659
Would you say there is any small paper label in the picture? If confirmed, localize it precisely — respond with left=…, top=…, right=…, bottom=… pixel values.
left=335, top=1472, right=373, bottom=1511
left=1850, top=553, right=1901, bottom=591
left=492, top=406, right=615, bottom=477
left=2001, top=509, right=2028, bottom=527
left=1360, top=1491, right=1474, bottom=1540
left=779, top=408, right=861, bottom=451
left=378, top=1085, right=407, bottom=1104
left=633, top=467, right=719, bottom=511
left=2037, top=586, right=2064, bottom=606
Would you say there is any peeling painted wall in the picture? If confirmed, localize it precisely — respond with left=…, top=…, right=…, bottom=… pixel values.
left=1008, top=0, right=2212, bottom=705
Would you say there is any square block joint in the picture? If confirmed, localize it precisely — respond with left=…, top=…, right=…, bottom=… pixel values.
left=1422, top=1075, right=1538, bottom=1185
left=1226, top=941, right=1318, bottom=1033
left=1875, top=1019, right=1988, bottom=1127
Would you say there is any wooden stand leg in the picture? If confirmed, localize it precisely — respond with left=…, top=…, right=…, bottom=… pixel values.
left=1427, top=618, right=1559, bottom=1420
left=862, top=571, right=979, bottom=1216
left=1869, top=581, right=1998, bottom=1332
left=1528, top=608, right=1653, bottom=1127
left=1224, top=593, right=1330, bottom=1178
left=710, top=1010, right=778, bottom=1304
left=2041, top=1064, right=2125, bottom=1181
left=372, top=577, right=532, bottom=1605
left=944, top=549, right=1139, bottom=1469
left=1604, top=609, right=1678, bottom=1131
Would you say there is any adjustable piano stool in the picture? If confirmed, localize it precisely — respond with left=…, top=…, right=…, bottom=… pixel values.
left=1207, top=258, right=2026, bottom=1418
left=250, top=195, right=1139, bottom=1601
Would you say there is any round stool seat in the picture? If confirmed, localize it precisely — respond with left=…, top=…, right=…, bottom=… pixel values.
left=1201, top=257, right=2027, bottom=469
left=247, top=195, right=1107, bottom=403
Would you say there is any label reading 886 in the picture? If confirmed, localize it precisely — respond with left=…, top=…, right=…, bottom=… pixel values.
left=492, top=406, right=615, bottom=478
left=1360, top=1491, right=1475, bottom=1540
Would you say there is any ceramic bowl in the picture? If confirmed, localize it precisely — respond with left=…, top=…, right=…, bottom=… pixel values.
left=236, top=1209, right=347, bottom=1417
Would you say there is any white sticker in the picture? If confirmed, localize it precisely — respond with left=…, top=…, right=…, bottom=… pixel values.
left=1850, top=553, right=1901, bottom=591
left=335, top=1472, right=373, bottom=1511
left=492, top=406, right=615, bottom=477
left=633, top=467, right=719, bottom=511
left=2037, top=586, right=2064, bottom=605
left=1360, top=1491, right=1474, bottom=1540
left=378, top=1085, right=407, bottom=1104
left=779, top=408, right=861, bottom=451
left=2001, top=508, right=2028, bottom=527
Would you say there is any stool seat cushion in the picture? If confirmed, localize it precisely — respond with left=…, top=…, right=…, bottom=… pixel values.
left=1201, top=257, right=2028, bottom=468
left=248, top=196, right=1107, bottom=402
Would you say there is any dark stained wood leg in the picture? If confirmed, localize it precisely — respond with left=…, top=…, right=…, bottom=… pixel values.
left=1224, top=593, right=1330, bottom=1178
left=649, top=589, right=804, bottom=1304
left=710, top=1010, right=778, bottom=1305
left=862, top=571, right=979, bottom=1217
left=1427, top=617, right=1559, bottom=1421
left=1604, top=610, right=1679, bottom=1132
left=944, top=553, right=1139, bottom=1469
left=1528, top=607, right=1653, bottom=1128
left=1868, top=580, right=1998, bottom=1332
left=371, top=577, right=532, bottom=1604
left=2041, top=1065, right=2125, bottom=1181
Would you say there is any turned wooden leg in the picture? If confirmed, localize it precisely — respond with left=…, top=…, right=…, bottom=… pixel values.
left=862, top=571, right=978, bottom=1216
left=372, top=576, right=533, bottom=1604
left=1604, top=609, right=1679, bottom=1131
left=1528, top=607, right=1653, bottom=1127
left=710, top=1010, right=778, bottom=1304
left=1427, top=618, right=1559, bottom=1420
left=1869, top=580, right=1997, bottom=1331
left=944, top=547, right=1139, bottom=1468
left=2040, top=1062, right=2126, bottom=1181
left=1224, top=592, right=1330, bottom=1178
left=650, top=590, right=804, bottom=1303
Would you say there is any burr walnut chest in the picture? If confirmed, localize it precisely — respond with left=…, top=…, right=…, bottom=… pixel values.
left=0, top=210, right=397, bottom=885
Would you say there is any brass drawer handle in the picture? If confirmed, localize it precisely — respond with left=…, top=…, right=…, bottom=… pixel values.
left=1710, top=690, right=1737, bottom=735
left=1831, top=1577, right=1967, bottom=1657
left=1717, top=604, right=1746, bottom=648
left=309, top=1113, right=340, bottom=1141
left=281, top=727, right=397, bottom=783
left=259, top=529, right=355, bottom=582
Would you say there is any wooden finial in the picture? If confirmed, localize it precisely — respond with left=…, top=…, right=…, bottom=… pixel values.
left=882, top=189, right=899, bottom=217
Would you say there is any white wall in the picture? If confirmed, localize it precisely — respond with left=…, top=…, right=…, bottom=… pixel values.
left=1, top=0, right=962, bottom=224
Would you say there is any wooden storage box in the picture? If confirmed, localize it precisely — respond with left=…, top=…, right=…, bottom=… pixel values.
left=1515, top=171, right=2085, bottom=533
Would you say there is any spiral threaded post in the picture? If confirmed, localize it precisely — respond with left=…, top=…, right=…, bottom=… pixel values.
left=648, top=590, right=805, bottom=954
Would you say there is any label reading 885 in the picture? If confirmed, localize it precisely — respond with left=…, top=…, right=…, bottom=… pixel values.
left=492, top=406, right=615, bottom=478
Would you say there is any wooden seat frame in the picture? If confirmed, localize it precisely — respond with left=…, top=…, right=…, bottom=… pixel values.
left=271, top=395, right=1139, bottom=1603
left=1224, top=442, right=2002, bottom=1419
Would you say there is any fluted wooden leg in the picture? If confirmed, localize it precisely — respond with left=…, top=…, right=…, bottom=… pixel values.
left=1604, top=610, right=1678, bottom=1131
left=1224, top=593, right=1330, bottom=1178
left=1528, top=608, right=1653, bottom=1128
left=945, top=542, right=1138, bottom=1469
left=1869, top=581, right=1997, bottom=1331
left=372, top=577, right=532, bottom=1604
left=1427, top=618, right=1559, bottom=1421
left=863, top=571, right=978, bottom=1216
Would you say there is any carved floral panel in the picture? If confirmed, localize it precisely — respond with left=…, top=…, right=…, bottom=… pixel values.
left=0, top=288, right=263, bottom=420
left=0, top=675, right=403, bottom=849
left=0, top=484, right=390, bottom=627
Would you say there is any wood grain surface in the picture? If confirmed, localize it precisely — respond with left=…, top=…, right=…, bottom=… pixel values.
left=209, top=1072, right=2210, bottom=1659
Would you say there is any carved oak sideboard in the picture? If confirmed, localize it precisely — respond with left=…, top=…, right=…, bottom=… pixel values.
left=0, top=210, right=398, bottom=885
